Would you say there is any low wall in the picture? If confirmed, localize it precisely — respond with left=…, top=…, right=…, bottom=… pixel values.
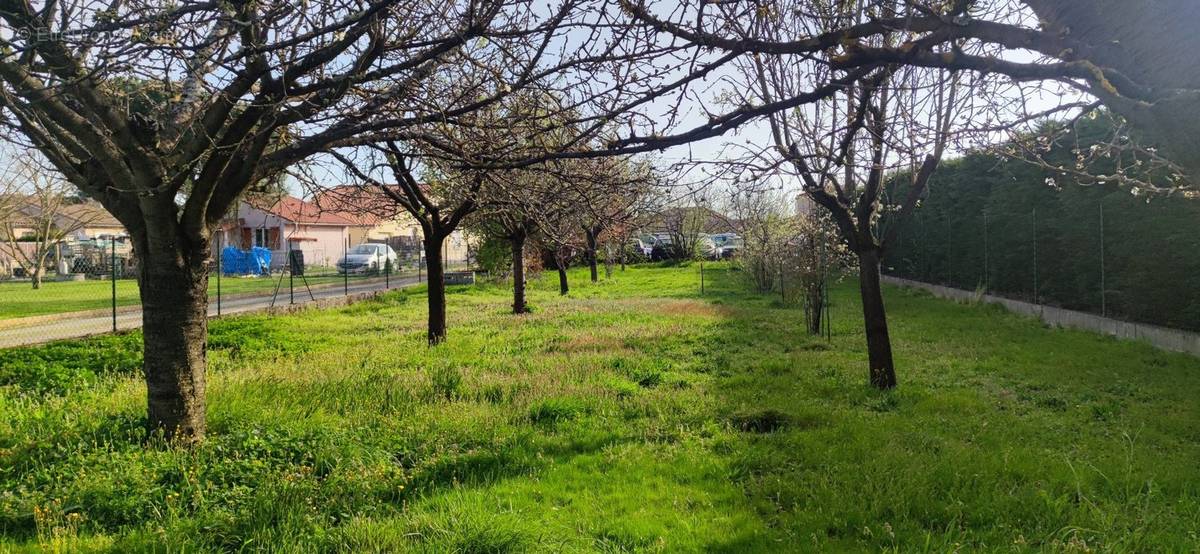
left=258, top=289, right=384, bottom=317
left=882, top=276, right=1200, bottom=357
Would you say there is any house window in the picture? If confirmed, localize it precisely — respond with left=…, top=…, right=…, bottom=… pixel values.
left=254, top=228, right=270, bottom=248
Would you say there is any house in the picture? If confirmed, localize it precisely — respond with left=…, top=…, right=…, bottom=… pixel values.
left=2, top=198, right=125, bottom=241
left=233, top=195, right=369, bottom=268
left=312, top=185, right=473, bottom=265
left=0, top=198, right=127, bottom=278
left=312, top=186, right=419, bottom=245
left=795, top=193, right=817, bottom=217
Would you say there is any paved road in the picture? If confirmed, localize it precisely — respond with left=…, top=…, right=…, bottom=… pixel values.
left=0, top=276, right=420, bottom=349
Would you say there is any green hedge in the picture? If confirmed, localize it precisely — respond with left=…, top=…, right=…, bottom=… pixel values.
left=882, top=118, right=1200, bottom=331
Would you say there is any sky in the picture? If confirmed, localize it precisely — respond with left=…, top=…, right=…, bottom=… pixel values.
left=0, top=0, right=1086, bottom=216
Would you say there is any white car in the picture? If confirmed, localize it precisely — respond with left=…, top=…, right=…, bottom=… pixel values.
left=337, top=243, right=398, bottom=274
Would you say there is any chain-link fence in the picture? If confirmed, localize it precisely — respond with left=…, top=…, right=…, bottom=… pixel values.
left=882, top=188, right=1200, bottom=333
left=0, top=234, right=474, bottom=349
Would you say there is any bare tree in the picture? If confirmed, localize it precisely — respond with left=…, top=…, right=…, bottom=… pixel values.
left=0, top=152, right=24, bottom=278
left=0, top=0, right=583, bottom=440
left=335, top=142, right=486, bottom=344
left=724, top=188, right=795, bottom=294
left=1, top=155, right=99, bottom=288
left=610, top=1, right=1200, bottom=192
left=540, top=215, right=585, bottom=295
left=658, top=202, right=712, bottom=261
left=758, top=66, right=967, bottom=388
left=571, top=157, right=655, bottom=282
left=785, top=206, right=854, bottom=336
left=469, top=165, right=575, bottom=310
left=668, top=1, right=978, bottom=388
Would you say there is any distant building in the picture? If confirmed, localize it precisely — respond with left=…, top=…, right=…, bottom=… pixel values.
left=312, top=185, right=472, bottom=265
left=233, top=195, right=367, bottom=268
left=795, top=193, right=816, bottom=218
left=0, top=198, right=127, bottom=278
left=1, top=198, right=125, bottom=241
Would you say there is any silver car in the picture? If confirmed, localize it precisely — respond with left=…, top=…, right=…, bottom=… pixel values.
left=337, top=243, right=398, bottom=274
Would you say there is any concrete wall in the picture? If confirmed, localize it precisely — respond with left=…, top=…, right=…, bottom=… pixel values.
left=882, top=276, right=1200, bottom=358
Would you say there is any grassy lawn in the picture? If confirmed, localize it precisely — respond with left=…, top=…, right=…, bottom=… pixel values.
left=0, top=270, right=409, bottom=320
left=1, top=264, right=1198, bottom=551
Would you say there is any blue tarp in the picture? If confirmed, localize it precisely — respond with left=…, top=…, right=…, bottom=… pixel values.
left=221, top=246, right=272, bottom=276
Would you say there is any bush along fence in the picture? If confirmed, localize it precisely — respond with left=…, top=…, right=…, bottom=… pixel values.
left=883, top=276, right=1200, bottom=357
left=882, top=140, right=1200, bottom=333
left=0, top=235, right=472, bottom=349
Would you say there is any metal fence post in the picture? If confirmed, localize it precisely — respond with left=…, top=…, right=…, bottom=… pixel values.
left=699, top=259, right=704, bottom=295
left=385, top=252, right=390, bottom=289
left=111, top=239, right=117, bottom=332
left=1032, top=208, right=1039, bottom=304
left=946, top=215, right=953, bottom=287
left=288, top=241, right=295, bottom=305
left=216, top=233, right=222, bottom=316
left=982, top=209, right=989, bottom=294
left=1099, top=202, right=1107, bottom=317
left=343, top=237, right=349, bottom=296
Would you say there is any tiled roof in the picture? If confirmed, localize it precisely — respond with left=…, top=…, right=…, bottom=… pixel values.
left=248, top=195, right=360, bottom=226
left=58, top=202, right=123, bottom=228
left=311, top=185, right=409, bottom=226
left=4, top=197, right=123, bottom=230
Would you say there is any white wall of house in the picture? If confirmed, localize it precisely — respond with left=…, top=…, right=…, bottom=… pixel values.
left=237, top=203, right=355, bottom=268
left=284, top=224, right=350, bottom=268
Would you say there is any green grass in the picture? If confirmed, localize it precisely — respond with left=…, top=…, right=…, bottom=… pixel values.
left=0, top=269, right=412, bottom=320
left=1, top=263, right=1198, bottom=552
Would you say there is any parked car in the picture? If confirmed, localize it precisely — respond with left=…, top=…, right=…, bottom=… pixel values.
left=337, top=243, right=398, bottom=274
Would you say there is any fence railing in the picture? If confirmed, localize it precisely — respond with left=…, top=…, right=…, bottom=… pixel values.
left=0, top=238, right=472, bottom=349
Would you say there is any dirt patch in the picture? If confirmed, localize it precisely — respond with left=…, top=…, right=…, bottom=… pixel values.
left=621, top=298, right=734, bottom=319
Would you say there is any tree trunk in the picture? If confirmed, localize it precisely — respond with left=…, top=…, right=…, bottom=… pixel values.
left=30, top=267, right=42, bottom=289
left=604, top=243, right=613, bottom=279
left=586, top=229, right=599, bottom=283
left=424, top=235, right=447, bottom=345
left=857, top=248, right=896, bottom=389
left=511, top=232, right=527, bottom=314
left=137, top=238, right=209, bottom=441
left=805, top=281, right=824, bottom=336
left=555, top=252, right=570, bottom=295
